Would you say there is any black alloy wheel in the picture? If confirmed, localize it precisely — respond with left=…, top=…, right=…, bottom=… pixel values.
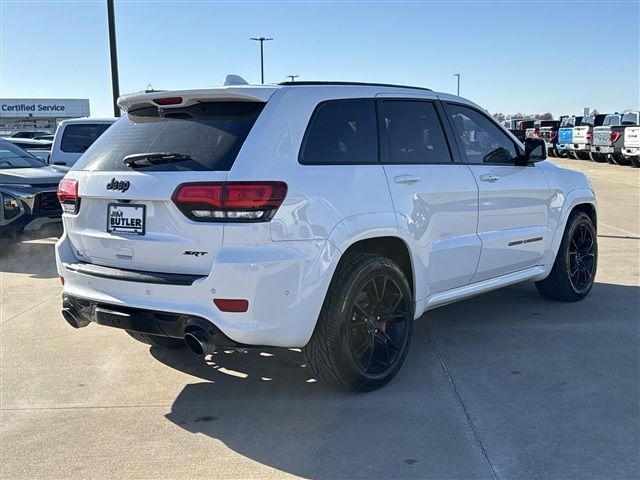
left=568, top=222, right=596, bottom=294
left=347, top=275, right=411, bottom=377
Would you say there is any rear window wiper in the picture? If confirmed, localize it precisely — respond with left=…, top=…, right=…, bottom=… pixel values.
left=123, top=152, right=193, bottom=168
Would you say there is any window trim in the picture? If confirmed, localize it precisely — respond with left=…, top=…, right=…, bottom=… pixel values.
left=441, top=101, right=528, bottom=167
left=376, top=98, right=460, bottom=166
left=298, top=98, right=381, bottom=166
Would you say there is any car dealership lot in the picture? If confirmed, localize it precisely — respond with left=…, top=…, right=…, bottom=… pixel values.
left=1, top=158, right=638, bottom=479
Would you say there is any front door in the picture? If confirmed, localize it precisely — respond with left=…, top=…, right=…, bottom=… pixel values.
left=442, top=102, right=552, bottom=283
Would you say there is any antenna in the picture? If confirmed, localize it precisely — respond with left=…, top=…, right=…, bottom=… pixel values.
left=223, top=75, right=249, bottom=86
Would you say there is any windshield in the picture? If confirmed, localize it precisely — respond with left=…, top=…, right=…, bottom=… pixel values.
left=72, top=101, right=265, bottom=172
left=0, top=139, right=45, bottom=169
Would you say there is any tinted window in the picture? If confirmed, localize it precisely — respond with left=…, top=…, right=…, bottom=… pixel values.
left=603, top=115, right=621, bottom=126
left=61, top=123, right=111, bottom=153
left=300, top=99, right=377, bottom=164
left=381, top=101, right=452, bottom=164
left=72, top=102, right=264, bottom=172
left=447, top=104, right=518, bottom=164
left=622, top=112, right=639, bottom=125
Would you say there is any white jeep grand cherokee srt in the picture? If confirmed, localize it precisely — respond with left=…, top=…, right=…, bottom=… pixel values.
left=56, top=81, right=597, bottom=391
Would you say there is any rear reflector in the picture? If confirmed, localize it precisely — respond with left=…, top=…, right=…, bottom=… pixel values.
left=153, top=96, right=183, bottom=106
left=57, top=178, right=80, bottom=214
left=214, top=298, right=249, bottom=313
left=173, top=182, right=287, bottom=222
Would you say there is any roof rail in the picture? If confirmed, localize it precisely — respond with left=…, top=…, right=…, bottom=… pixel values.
left=277, top=81, right=432, bottom=92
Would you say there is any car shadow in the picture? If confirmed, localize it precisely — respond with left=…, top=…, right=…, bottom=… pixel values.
left=0, top=224, right=62, bottom=279
left=154, top=280, right=639, bottom=479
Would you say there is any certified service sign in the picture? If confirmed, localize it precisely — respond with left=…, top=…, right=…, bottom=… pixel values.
left=0, top=99, right=90, bottom=118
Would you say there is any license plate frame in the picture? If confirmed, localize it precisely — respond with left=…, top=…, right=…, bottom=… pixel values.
left=107, top=203, right=146, bottom=236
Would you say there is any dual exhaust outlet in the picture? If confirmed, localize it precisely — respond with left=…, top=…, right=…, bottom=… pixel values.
left=62, top=302, right=216, bottom=356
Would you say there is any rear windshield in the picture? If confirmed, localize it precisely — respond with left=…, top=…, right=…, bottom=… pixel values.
left=61, top=123, right=112, bottom=153
left=603, top=115, right=621, bottom=126
left=72, top=102, right=265, bottom=172
left=622, top=112, right=639, bottom=125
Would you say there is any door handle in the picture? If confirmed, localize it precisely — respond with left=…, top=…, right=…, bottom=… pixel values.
left=480, top=174, right=500, bottom=183
left=394, top=175, right=421, bottom=185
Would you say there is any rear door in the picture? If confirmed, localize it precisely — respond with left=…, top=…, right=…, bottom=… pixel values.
left=62, top=101, right=266, bottom=275
left=442, top=102, right=552, bottom=282
left=378, top=98, right=480, bottom=295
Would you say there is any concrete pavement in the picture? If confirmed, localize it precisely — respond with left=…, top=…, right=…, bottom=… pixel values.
left=1, top=158, right=638, bottom=479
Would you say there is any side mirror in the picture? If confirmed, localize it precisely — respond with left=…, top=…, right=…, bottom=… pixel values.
left=523, top=137, right=547, bottom=164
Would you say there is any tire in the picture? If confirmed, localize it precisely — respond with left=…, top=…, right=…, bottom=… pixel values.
left=535, top=211, right=597, bottom=302
left=304, top=253, right=414, bottom=392
left=126, top=330, right=185, bottom=348
left=606, top=154, right=617, bottom=165
left=593, top=152, right=608, bottom=163
left=612, top=153, right=630, bottom=166
left=629, top=156, right=640, bottom=168
left=577, top=151, right=590, bottom=161
left=556, top=149, right=567, bottom=158
left=589, top=151, right=605, bottom=162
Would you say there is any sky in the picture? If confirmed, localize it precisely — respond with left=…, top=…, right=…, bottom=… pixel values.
left=1, top=0, right=639, bottom=118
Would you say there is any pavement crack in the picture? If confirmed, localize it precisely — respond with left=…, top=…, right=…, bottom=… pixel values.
left=426, top=326, right=500, bottom=480
left=0, top=294, right=57, bottom=325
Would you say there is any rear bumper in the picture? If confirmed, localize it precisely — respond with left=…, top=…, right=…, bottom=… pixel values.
left=55, top=231, right=338, bottom=348
left=592, top=145, right=614, bottom=154
left=571, top=143, right=590, bottom=151
left=62, top=294, right=240, bottom=346
left=623, top=147, right=640, bottom=157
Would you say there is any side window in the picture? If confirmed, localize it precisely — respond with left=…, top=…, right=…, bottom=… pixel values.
left=61, top=123, right=111, bottom=153
left=300, top=99, right=377, bottom=164
left=381, top=101, right=453, bottom=164
left=447, top=104, right=518, bottom=164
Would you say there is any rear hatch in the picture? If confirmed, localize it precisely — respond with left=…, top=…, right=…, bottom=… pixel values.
left=558, top=127, right=573, bottom=144
left=592, top=126, right=612, bottom=146
left=572, top=126, right=590, bottom=145
left=625, top=127, right=640, bottom=148
left=61, top=94, right=270, bottom=275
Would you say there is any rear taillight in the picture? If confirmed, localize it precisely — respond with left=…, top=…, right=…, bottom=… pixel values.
left=550, top=131, right=558, bottom=141
left=610, top=131, right=622, bottom=143
left=586, top=131, right=593, bottom=141
left=534, top=128, right=540, bottom=138
left=172, top=182, right=287, bottom=222
left=57, top=178, right=80, bottom=214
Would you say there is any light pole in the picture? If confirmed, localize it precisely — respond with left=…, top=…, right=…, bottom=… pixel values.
left=106, top=0, right=120, bottom=117
left=250, top=37, right=273, bottom=84
left=287, top=75, right=299, bottom=82
left=453, top=73, right=460, bottom=96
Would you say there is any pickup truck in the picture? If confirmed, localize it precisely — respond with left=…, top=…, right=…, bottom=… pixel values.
left=538, top=120, right=561, bottom=156
left=621, top=112, right=640, bottom=167
left=557, top=116, right=582, bottom=157
left=508, top=119, right=536, bottom=142
left=570, top=114, right=607, bottom=160
left=591, top=114, right=621, bottom=163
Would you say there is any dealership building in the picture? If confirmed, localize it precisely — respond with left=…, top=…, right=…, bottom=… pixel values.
left=0, top=98, right=90, bottom=135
